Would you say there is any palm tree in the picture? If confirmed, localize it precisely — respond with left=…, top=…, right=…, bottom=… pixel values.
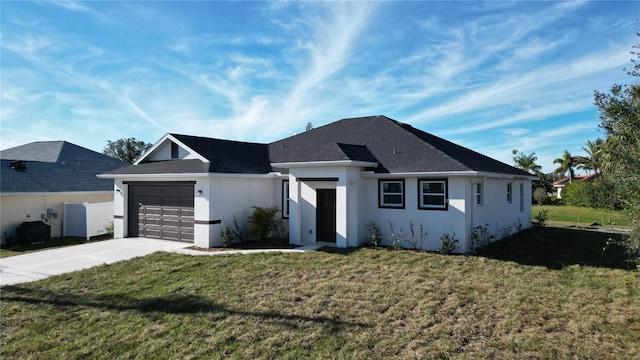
left=511, top=150, right=543, bottom=177
left=575, top=138, right=604, bottom=175
left=553, top=150, right=576, bottom=183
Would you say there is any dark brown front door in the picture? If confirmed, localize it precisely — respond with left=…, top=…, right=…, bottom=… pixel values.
left=316, top=189, right=336, bottom=243
left=127, top=183, right=195, bottom=242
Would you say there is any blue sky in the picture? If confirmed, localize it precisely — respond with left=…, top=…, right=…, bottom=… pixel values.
left=1, top=1, right=637, bottom=173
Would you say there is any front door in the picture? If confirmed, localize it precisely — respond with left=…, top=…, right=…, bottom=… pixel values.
left=316, top=189, right=336, bottom=243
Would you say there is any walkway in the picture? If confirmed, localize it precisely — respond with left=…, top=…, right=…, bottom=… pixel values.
left=0, top=238, right=320, bottom=286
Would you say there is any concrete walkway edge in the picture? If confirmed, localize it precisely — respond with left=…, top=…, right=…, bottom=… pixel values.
left=1, top=238, right=320, bottom=287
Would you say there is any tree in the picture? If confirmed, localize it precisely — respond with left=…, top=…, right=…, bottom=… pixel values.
left=553, top=150, right=576, bottom=183
left=594, top=34, right=640, bottom=266
left=103, top=138, right=152, bottom=164
left=305, top=122, right=314, bottom=131
left=574, top=138, right=604, bottom=174
left=511, top=150, right=543, bottom=177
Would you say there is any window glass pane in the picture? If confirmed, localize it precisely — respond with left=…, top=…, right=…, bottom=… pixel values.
left=423, top=182, right=444, bottom=193
left=423, top=194, right=445, bottom=206
left=384, top=194, right=402, bottom=204
left=383, top=182, right=402, bottom=193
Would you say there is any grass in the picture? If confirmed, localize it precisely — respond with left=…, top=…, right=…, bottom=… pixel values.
left=0, top=235, right=112, bottom=258
left=1, top=227, right=639, bottom=359
left=532, top=204, right=630, bottom=227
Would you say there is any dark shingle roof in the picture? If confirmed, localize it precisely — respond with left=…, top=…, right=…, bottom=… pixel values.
left=103, top=115, right=531, bottom=177
left=269, top=115, right=530, bottom=176
left=171, top=134, right=272, bottom=174
left=1, top=141, right=127, bottom=193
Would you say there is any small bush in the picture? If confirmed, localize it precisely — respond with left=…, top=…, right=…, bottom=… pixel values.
left=533, top=209, right=549, bottom=227
left=220, top=226, right=235, bottom=248
left=272, top=218, right=289, bottom=244
left=248, top=206, right=279, bottom=242
left=104, top=221, right=114, bottom=238
left=387, top=221, right=404, bottom=250
left=365, top=221, right=382, bottom=247
left=439, top=232, right=459, bottom=255
left=231, top=215, right=249, bottom=243
left=405, top=221, right=427, bottom=250
left=470, top=224, right=495, bottom=253
left=532, top=187, right=548, bottom=205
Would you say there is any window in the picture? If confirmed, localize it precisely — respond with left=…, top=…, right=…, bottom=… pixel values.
left=519, top=183, right=524, bottom=212
left=171, top=142, right=179, bottom=159
left=379, top=180, right=405, bottom=208
left=282, top=181, right=290, bottom=218
left=475, top=182, right=483, bottom=206
left=507, top=182, right=513, bottom=203
left=419, top=179, right=448, bottom=210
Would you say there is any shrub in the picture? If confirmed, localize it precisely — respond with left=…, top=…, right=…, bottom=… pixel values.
left=387, top=221, right=404, bottom=250
left=248, top=206, right=279, bottom=242
left=365, top=221, right=382, bottom=247
left=532, top=187, right=548, bottom=205
left=231, top=215, right=249, bottom=243
left=470, top=224, right=495, bottom=253
left=272, top=218, right=289, bottom=244
left=104, top=221, right=114, bottom=238
left=533, top=209, right=548, bottom=227
left=439, top=232, right=459, bottom=255
left=220, top=226, right=235, bottom=248
left=563, top=178, right=621, bottom=210
left=405, top=221, right=427, bottom=250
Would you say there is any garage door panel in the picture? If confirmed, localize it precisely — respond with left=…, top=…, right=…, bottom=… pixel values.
left=128, top=183, right=195, bottom=242
left=162, top=218, right=180, bottom=227
left=181, top=209, right=195, bottom=217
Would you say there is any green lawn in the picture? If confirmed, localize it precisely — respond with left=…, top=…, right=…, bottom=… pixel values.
left=0, top=235, right=112, bottom=258
left=532, top=204, right=630, bottom=227
left=1, top=227, right=639, bottom=359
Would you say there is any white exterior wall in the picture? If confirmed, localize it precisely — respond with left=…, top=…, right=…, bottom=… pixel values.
left=287, top=166, right=361, bottom=247
left=468, top=177, right=532, bottom=251
left=1, top=192, right=113, bottom=240
left=362, top=177, right=469, bottom=253
left=204, top=176, right=279, bottom=247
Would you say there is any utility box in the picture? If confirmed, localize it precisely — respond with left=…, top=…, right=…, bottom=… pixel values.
left=16, top=221, right=51, bottom=245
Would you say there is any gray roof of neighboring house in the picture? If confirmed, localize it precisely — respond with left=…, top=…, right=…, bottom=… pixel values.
left=104, top=115, right=531, bottom=177
left=1, top=141, right=127, bottom=193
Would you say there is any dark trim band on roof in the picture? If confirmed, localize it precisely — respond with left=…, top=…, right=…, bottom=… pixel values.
left=296, top=177, right=339, bottom=182
left=195, top=219, right=222, bottom=225
left=122, top=181, right=197, bottom=185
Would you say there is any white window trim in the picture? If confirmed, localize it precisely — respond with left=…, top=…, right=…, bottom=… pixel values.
left=519, top=182, right=524, bottom=212
left=475, top=182, right=484, bottom=207
left=507, top=182, right=513, bottom=203
left=379, top=179, right=405, bottom=208
left=418, top=179, right=448, bottom=210
left=282, top=180, right=290, bottom=218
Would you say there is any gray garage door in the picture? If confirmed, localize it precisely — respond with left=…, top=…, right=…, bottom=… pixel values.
left=127, top=183, right=194, bottom=242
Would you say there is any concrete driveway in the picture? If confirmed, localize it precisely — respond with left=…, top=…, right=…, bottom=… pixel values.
left=0, top=238, right=189, bottom=287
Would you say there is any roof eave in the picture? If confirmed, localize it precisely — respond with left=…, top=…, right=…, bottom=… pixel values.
left=361, top=171, right=537, bottom=179
left=271, top=160, right=379, bottom=168
left=97, top=172, right=210, bottom=179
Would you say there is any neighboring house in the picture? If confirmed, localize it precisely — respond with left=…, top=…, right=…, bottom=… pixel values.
left=552, top=174, right=599, bottom=199
left=100, top=115, right=536, bottom=253
left=1, top=141, right=127, bottom=240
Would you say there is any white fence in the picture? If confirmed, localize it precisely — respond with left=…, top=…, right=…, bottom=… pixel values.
left=63, top=202, right=113, bottom=239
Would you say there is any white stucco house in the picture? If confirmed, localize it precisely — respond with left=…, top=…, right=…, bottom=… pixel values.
left=99, top=115, right=536, bottom=253
left=1, top=141, right=126, bottom=241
